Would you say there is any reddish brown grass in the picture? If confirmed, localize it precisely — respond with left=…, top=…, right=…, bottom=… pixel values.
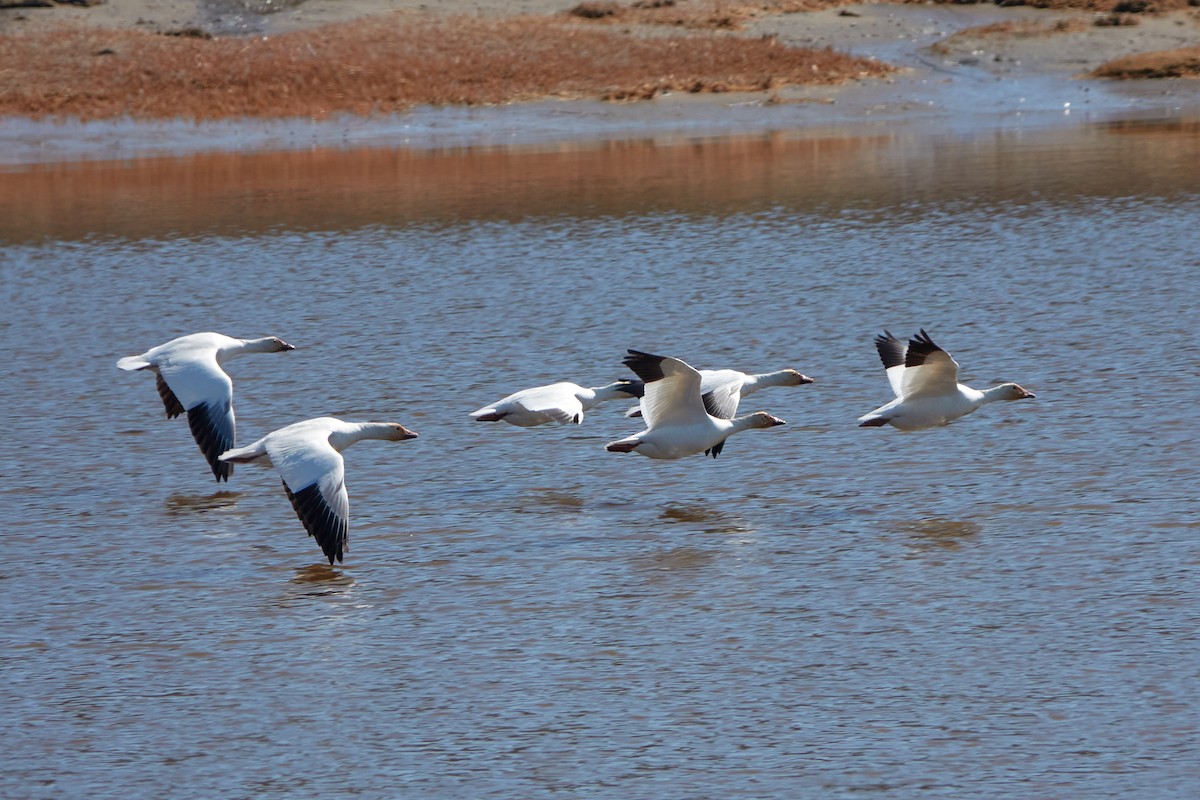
left=566, top=0, right=1197, bottom=29
left=0, top=14, right=892, bottom=120
left=1090, top=45, right=1200, bottom=77
left=928, top=18, right=1089, bottom=52
left=569, top=0, right=851, bottom=30
left=904, top=0, right=1193, bottom=10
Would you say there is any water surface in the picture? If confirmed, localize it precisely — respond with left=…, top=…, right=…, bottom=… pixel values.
left=2, top=120, right=1197, bottom=798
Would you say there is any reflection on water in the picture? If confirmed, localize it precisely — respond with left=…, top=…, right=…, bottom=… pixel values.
left=630, top=546, right=718, bottom=576
left=163, top=491, right=243, bottom=515
left=660, top=504, right=721, bottom=524
left=2, top=120, right=1198, bottom=799
left=289, top=564, right=350, bottom=585
left=894, top=517, right=982, bottom=551
left=3, top=118, right=1200, bottom=242
left=520, top=489, right=585, bottom=511
left=286, top=563, right=358, bottom=602
left=660, top=503, right=752, bottom=536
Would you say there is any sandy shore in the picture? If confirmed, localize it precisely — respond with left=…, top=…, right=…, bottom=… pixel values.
left=0, top=0, right=566, bottom=36
left=1, top=1, right=1198, bottom=162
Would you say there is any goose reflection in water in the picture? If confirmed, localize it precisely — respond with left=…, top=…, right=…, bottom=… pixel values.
left=895, top=518, right=982, bottom=551
left=163, top=491, right=243, bottom=516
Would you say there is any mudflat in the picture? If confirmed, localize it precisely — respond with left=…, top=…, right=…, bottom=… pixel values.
left=1, top=0, right=1198, bottom=159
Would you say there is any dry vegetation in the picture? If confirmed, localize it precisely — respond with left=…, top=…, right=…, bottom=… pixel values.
left=0, top=0, right=1195, bottom=121
left=567, top=0, right=848, bottom=29
left=567, top=0, right=1198, bottom=28
left=0, top=14, right=892, bottom=120
left=1091, top=45, right=1200, bottom=76
left=951, top=0, right=1194, bottom=10
left=928, top=18, right=1089, bottom=53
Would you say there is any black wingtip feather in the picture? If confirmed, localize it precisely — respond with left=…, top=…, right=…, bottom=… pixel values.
left=187, top=402, right=233, bottom=482
left=156, top=374, right=185, bottom=419
left=617, top=379, right=645, bottom=399
left=701, top=390, right=723, bottom=419
left=905, top=329, right=943, bottom=368
left=622, top=350, right=668, bottom=384
left=705, top=439, right=727, bottom=459
left=284, top=481, right=347, bottom=565
left=873, top=330, right=907, bottom=370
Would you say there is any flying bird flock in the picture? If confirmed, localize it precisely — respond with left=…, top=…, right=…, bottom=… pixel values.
left=119, top=329, right=1034, bottom=565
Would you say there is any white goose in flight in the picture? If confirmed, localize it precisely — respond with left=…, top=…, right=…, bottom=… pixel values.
left=858, top=329, right=1035, bottom=430
left=606, top=350, right=786, bottom=460
left=117, top=332, right=295, bottom=481
left=470, top=379, right=643, bottom=427
left=220, top=417, right=418, bottom=565
left=625, top=366, right=812, bottom=419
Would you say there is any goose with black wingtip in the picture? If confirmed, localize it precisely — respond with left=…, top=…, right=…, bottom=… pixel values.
left=219, top=417, right=418, bottom=565
left=117, top=332, right=295, bottom=481
left=625, top=366, right=813, bottom=419
left=606, top=349, right=786, bottom=460
left=858, top=329, right=1035, bottom=431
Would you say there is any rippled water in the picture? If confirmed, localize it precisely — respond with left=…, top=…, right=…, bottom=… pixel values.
left=2, top=121, right=1198, bottom=798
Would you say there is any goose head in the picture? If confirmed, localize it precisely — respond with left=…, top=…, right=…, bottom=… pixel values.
left=780, top=369, right=815, bottom=386
left=997, top=383, right=1036, bottom=401
left=381, top=423, right=420, bottom=441
left=746, top=412, right=787, bottom=429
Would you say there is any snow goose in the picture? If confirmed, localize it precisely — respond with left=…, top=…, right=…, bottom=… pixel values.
left=470, top=379, right=643, bottom=427
left=117, top=332, right=295, bottom=481
left=625, top=367, right=813, bottom=419
left=606, top=350, right=786, bottom=460
left=858, top=329, right=1035, bottom=431
left=219, top=417, right=418, bottom=564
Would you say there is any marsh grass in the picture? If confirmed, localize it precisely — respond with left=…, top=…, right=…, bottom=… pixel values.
left=566, top=0, right=1197, bottom=28
left=1091, top=45, right=1200, bottom=76
left=928, top=18, right=1089, bottom=52
left=0, top=14, right=891, bottom=120
left=568, top=1, right=841, bottom=29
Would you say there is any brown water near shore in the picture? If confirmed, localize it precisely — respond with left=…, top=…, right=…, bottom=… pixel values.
left=6, top=117, right=1200, bottom=242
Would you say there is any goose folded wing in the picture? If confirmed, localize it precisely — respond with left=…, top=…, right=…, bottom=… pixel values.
left=515, top=387, right=580, bottom=425
left=698, top=372, right=744, bottom=420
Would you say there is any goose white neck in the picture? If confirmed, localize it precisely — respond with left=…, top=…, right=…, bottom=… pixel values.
left=747, top=370, right=806, bottom=389
left=220, top=336, right=285, bottom=359
left=979, top=384, right=1015, bottom=405
left=329, top=422, right=417, bottom=451
left=246, top=336, right=286, bottom=352
left=728, top=411, right=786, bottom=433
left=585, top=381, right=640, bottom=407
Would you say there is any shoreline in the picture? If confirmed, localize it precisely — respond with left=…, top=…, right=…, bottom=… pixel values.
left=1, top=2, right=1199, bottom=165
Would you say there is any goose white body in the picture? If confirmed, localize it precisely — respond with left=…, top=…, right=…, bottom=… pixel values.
left=858, top=330, right=1034, bottom=431
left=116, top=332, right=294, bottom=481
left=471, top=380, right=642, bottom=427
left=607, top=350, right=785, bottom=460
left=220, top=417, right=418, bottom=564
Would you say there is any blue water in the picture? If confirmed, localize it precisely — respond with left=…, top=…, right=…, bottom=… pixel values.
left=2, top=122, right=1197, bottom=798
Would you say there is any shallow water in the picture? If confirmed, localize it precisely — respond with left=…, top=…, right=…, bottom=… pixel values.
left=2, top=120, right=1198, bottom=798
